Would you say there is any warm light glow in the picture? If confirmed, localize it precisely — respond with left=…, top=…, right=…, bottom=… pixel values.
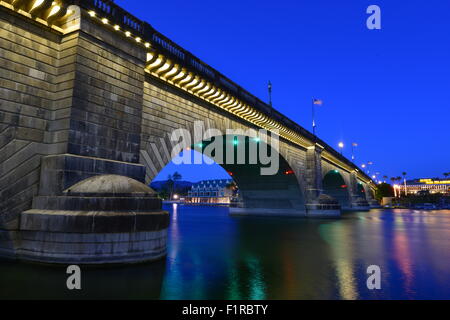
left=88, top=10, right=96, bottom=17
left=145, top=42, right=150, bottom=48
left=135, top=37, right=141, bottom=43
left=101, top=18, right=108, bottom=24
left=48, top=4, right=61, bottom=17
left=125, top=31, right=131, bottom=37
left=173, top=194, right=179, bottom=200
left=114, top=25, right=120, bottom=31
left=31, top=0, right=45, bottom=10
left=338, top=142, right=344, bottom=148
left=420, top=179, right=450, bottom=185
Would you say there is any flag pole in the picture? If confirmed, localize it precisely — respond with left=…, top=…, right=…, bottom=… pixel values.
left=312, top=98, right=316, bottom=136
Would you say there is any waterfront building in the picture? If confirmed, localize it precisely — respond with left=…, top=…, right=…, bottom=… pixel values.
left=187, top=179, right=236, bottom=204
left=401, top=179, right=450, bottom=195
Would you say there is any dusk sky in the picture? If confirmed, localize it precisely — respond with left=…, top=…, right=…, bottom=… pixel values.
left=116, top=0, right=450, bottom=182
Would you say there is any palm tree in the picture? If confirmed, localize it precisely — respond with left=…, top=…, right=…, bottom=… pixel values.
left=166, top=174, right=174, bottom=200
left=169, top=172, right=182, bottom=200
left=444, top=172, right=449, bottom=179
left=173, top=171, right=182, bottom=184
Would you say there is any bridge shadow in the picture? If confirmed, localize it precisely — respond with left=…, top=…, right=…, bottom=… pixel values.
left=322, top=170, right=352, bottom=209
left=0, top=259, right=166, bottom=300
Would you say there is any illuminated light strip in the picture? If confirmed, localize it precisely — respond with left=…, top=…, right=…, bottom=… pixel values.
left=226, top=101, right=240, bottom=110
left=1, top=0, right=72, bottom=32
left=203, top=87, right=217, bottom=99
left=322, top=151, right=375, bottom=188
left=221, top=97, right=236, bottom=108
left=164, top=64, right=181, bottom=80
left=172, top=70, right=188, bottom=84
left=185, top=76, right=201, bottom=91
left=197, top=83, right=211, bottom=96
left=156, top=62, right=173, bottom=76
left=206, top=89, right=221, bottom=101
left=178, top=73, right=194, bottom=86
left=200, top=86, right=215, bottom=97
left=211, top=92, right=226, bottom=104
left=147, top=56, right=165, bottom=72
left=216, top=94, right=230, bottom=105
left=191, top=80, right=207, bottom=93
left=228, top=101, right=244, bottom=113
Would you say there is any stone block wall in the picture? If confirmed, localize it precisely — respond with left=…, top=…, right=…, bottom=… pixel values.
left=67, top=13, right=147, bottom=163
left=0, top=8, right=68, bottom=229
left=0, top=7, right=148, bottom=230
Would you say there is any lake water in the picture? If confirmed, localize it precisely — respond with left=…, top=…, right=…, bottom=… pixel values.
left=1, top=205, right=449, bottom=300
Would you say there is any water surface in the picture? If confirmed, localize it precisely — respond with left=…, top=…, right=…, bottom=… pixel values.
left=1, top=205, right=449, bottom=300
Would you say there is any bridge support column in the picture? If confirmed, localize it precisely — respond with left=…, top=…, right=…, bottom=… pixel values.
left=305, top=145, right=341, bottom=217
left=347, top=171, right=371, bottom=211
left=365, top=186, right=381, bottom=208
left=0, top=6, right=170, bottom=264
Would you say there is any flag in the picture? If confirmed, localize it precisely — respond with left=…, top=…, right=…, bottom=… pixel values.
left=313, top=99, right=323, bottom=106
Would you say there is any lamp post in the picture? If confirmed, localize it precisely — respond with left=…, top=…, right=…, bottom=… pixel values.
left=268, top=81, right=272, bottom=107
left=351, top=143, right=358, bottom=162
left=338, top=142, right=344, bottom=155
left=367, top=161, right=373, bottom=174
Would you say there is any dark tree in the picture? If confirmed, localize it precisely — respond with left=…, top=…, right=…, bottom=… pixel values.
left=375, top=183, right=394, bottom=201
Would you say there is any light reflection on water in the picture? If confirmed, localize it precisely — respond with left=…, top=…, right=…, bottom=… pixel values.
left=1, top=206, right=450, bottom=300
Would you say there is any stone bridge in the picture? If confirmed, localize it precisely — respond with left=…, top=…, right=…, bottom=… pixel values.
left=0, top=0, right=378, bottom=264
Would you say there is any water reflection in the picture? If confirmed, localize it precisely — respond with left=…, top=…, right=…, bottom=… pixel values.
left=0, top=206, right=449, bottom=299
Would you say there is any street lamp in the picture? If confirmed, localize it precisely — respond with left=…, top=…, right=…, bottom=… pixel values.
left=351, top=143, right=358, bottom=162
left=338, top=142, right=344, bottom=155
left=366, top=161, right=373, bottom=174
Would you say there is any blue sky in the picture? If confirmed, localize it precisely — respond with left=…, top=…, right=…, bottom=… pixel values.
left=116, top=0, right=450, bottom=182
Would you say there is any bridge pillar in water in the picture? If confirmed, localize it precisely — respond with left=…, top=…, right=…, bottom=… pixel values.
left=0, top=4, right=169, bottom=264
left=347, top=171, right=371, bottom=211
left=305, top=145, right=341, bottom=217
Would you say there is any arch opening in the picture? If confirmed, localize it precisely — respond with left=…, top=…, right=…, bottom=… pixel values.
left=150, top=134, right=306, bottom=215
left=322, top=170, right=351, bottom=209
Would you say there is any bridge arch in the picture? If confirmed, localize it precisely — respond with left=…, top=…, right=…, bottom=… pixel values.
left=322, top=170, right=352, bottom=209
left=356, top=181, right=367, bottom=197
left=141, top=129, right=308, bottom=216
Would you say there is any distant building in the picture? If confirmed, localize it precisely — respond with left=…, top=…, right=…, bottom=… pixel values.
left=402, top=179, right=450, bottom=195
left=187, top=179, right=236, bottom=204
